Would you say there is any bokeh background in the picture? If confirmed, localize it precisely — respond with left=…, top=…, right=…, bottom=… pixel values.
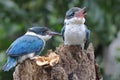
left=0, top=0, right=120, bottom=80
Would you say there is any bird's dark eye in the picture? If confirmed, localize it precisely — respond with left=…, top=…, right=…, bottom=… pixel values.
left=70, top=12, right=74, bottom=17
left=66, top=12, right=75, bottom=19
left=40, top=31, right=47, bottom=35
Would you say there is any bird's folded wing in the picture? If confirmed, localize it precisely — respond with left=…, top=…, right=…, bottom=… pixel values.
left=7, top=35, right=44, bottom=56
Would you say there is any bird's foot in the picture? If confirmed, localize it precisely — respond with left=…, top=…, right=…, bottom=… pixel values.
left=30, top=55, right=39, bottom=60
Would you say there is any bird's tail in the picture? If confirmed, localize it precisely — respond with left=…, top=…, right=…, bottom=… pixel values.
left=2, top=57, right=17, bottom=71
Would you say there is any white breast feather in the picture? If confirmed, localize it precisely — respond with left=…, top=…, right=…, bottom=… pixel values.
left=18, top=53, right=35, bottom=63
left=64, top=24, right=86, bottom=48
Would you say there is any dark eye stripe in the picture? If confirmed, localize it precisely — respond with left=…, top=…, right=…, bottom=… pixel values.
left=66, top=12, right=75, bottom=19
left=65, top=7, right=81, bottom=19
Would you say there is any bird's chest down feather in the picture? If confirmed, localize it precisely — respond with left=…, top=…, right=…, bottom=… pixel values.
left=64, top=25, right=86, bottom=45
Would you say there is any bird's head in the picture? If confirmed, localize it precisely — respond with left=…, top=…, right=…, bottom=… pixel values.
left=64, top=7, right=86, bottom=25
left=26, top=26, right=60, bottom=41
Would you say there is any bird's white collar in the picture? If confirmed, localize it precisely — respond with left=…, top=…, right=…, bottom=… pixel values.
left=25, top=32, right=52, bottom=41
left=64, top=17, right=85, bottom=25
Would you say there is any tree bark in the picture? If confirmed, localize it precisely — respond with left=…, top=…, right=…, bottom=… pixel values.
left=13, top=43, right=102, bottom=80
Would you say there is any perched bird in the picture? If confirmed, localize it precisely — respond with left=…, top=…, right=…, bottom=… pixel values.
left=61, top=7, right=90, bottom=50
left=3, top=26, right=60, bottom=71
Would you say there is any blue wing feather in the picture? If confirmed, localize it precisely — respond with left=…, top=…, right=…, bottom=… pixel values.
left=85, top=28, right=90, bottom=49
left=61, top=26, right=65, bottom=40
left=7, top=35, right=44, bottom=56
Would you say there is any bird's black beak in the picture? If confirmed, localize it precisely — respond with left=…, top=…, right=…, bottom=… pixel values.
left=47, top=31, right=61, bottom=36
left=75, top=7, right=86, bottom=18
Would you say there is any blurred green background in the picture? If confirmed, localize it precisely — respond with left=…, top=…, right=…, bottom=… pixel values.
left=0, top=0, right=120, bottom=80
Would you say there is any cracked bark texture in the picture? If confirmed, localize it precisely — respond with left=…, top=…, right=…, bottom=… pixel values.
left=13, top=43, right=102, bottom=80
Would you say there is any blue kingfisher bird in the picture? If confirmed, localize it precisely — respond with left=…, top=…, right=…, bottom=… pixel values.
left=61, top=7, right=90, bottom=50
left=2, top=26, right=60, bottom=71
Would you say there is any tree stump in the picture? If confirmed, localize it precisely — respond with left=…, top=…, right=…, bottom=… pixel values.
left=13, top=43, right=102, bottom=80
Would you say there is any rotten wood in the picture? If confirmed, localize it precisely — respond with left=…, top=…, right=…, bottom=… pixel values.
left=13, top=43, right=102, bottom=80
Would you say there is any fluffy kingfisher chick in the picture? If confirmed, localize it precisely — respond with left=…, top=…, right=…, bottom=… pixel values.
left=61, top=7, right=90, bottom=50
